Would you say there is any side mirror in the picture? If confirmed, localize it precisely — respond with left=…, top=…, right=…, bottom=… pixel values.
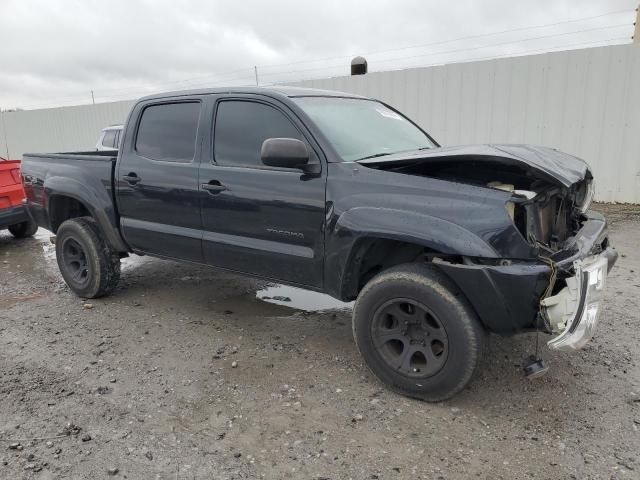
left=261, top=138, right=309, bottom=169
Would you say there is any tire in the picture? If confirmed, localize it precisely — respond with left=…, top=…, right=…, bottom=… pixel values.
left=8, top=220, right=38, bottom=238
left=55, top=217, right=120, bottom=298
left=352, top=263, right=485, bottom=402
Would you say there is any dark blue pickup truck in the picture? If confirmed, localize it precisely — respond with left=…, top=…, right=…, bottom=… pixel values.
left=21, top=86, right=617, bottom=400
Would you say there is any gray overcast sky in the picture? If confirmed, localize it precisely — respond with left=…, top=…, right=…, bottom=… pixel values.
left=0, top=0, right=637, bottom=109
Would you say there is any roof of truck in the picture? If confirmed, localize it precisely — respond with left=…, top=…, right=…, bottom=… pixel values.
left=101, top=124, right=123, bottom=131
left=138, top=85, right=369, bottom=102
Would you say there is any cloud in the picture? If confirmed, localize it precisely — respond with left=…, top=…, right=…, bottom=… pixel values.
left=0, top=0, right=636, bottom=109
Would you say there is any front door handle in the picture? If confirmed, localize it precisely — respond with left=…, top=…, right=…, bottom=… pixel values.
left=202, top=181, right=227, bottom=194
left=122, top=173, right=141, bottom=185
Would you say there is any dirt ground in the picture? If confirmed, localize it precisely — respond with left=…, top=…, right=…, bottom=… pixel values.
left=1, top=204, right=639, bottom=479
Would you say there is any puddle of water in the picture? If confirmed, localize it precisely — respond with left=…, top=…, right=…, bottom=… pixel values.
left=256, top=284, right=353, bottom=312
left=33, top=229, right=49, bottom=241
left=31, top=229, right=351, bottom=314
left=121, top=254, right=154, bottom=271
left=36, top=229, right=151, bottom=273
left=34, top=229, right=58, bottom=269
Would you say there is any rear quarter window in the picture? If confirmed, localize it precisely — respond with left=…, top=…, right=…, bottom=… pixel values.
left=135, top=102, right=201, bottom=162
left=102, top=130, right=117, bottom=148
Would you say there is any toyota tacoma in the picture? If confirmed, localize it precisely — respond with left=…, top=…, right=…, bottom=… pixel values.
left=21, top=87, right=617, bottom=400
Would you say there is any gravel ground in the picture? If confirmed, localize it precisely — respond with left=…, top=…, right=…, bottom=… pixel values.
left=1, top=204, right=639, bottom=479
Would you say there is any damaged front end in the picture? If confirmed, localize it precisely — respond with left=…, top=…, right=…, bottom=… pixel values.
left=432, top=210, right=617, bottom=348
left=358, top=144, right=618, bottom=348
left=477, top=153, right=617, bottom=349
left=503, top=176, right=617, bottom=350
left=494, top=168, right=617, bottom=349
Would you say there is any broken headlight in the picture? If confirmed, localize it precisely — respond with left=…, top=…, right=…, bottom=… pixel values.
left=575, top=179, right=594, bottom=214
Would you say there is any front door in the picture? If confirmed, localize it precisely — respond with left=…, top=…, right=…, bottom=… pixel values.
left=199, top=96, right=326, bottom=288
left=116, top=99, right=205, bottom=262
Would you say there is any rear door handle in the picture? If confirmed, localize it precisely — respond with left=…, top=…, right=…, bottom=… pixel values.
left=122, top=173, right=141, bottom=185
left=201, top=181, right=227, bottom=194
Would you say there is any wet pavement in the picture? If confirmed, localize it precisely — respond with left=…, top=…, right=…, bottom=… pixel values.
left=1, top=206, right=639, bottom=479
left=256, top=284, right=353, bottom=311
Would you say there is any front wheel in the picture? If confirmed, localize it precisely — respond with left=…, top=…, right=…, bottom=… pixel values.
left=352, top=263, right=485, bottom=402
left=55, top=217, right=120, bottom=298
left=8, top=220, right=38, bottom=238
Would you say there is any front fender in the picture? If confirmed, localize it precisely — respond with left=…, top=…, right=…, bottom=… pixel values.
left=324, top=207, right=500, bottom=300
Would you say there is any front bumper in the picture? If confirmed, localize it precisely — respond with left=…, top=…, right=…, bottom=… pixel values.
left=435, top=211, right=616, bottom=340
left=542, top=248, right=617, bottom=350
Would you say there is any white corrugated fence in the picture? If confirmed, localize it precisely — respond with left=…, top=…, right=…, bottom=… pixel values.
left=2, top=43, right=640, bottom=202
left=1, top=100, right=134, bottom=158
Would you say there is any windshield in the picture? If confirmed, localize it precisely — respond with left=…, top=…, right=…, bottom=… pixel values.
left=293, top=97, right=436, bottom=161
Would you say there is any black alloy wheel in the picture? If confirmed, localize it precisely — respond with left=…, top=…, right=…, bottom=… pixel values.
left=371, top=298, right=449, bottom=378
left=61, top=237, right=91, bottom=288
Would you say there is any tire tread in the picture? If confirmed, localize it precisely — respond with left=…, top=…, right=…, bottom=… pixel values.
left=8, top=220, right=38, bottom=238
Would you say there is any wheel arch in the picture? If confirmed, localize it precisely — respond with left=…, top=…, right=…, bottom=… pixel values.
left=327, top=207, right=499, bottom=301
left=338, top=236, right=427, bottom=301
left=43, top=176, right=128, bottom=253
left=48, top=194, right=91, bottom=232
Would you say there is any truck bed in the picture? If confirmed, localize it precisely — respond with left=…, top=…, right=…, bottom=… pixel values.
left=21, top=150, right=123, bottom=250
left=23, top=150, right=118, bottom=161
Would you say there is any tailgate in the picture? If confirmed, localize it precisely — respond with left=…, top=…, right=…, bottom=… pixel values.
left=0, top=160, right=22, bottom=186
left=0, top=160, right=24, bottom=209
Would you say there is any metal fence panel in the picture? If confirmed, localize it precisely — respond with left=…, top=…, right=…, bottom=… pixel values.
left=0, top=100, right=134, bottom=159
left=2, top=44, right=640, bottom=202
left=292, top=44, right=640, bottom=203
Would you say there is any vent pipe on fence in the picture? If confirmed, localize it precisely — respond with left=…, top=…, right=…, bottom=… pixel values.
left=351, top=56, right=367, bottom=75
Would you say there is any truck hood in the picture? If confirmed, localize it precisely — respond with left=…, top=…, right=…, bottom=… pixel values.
left=356, top=144, right=590, bottom=188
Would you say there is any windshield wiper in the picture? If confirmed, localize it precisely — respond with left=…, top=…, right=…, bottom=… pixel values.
left=356, top=152, right=393, bottom=161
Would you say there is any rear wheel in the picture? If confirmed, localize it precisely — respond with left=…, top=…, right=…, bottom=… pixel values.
left=352, top=263, right=485, bottom=401
left=55, top=217, right=120, bottom=298
left=8, top=220, right=38, bottom=238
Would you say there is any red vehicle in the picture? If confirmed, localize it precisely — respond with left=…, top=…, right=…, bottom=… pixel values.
left=0, top=157, right=37, bottom=238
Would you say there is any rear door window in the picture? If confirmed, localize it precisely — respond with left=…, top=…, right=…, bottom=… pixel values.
left=136, top=102, right=200, bottom=162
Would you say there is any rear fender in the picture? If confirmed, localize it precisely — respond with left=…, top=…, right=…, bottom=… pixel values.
left=44, top=176, right=128, bottom=252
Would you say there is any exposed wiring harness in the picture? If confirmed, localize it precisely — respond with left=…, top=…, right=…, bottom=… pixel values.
left=537, top=255, right=558, bottom=333
left=538, top=255, right=558, bottom=302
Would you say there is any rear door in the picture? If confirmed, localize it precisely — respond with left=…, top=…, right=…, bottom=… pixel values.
left=116, top=98, right=205, bottom=262
left=199, top=95, right=326, bottom=288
